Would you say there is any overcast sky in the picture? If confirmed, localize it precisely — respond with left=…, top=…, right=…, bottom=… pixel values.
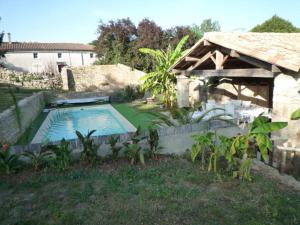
left=0, top=0, right=299, bottom=43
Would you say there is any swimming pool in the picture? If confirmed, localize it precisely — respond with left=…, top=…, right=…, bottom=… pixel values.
left=31, top=104, right=136, bottom=143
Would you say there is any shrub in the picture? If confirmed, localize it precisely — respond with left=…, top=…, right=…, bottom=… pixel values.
left=124, top=143, right=145, bottom=165
left=76, top=130, right=99, bottom=164
left=191, top=116, right=288, bottom=181
left=0, top=144, right=20, bottom=174
left=108, top=136, right=122, bottom=160
left=123, top=126, right=145, bottom=165
left=147, top=127, right=162, bottom=159
left=50, top=139, right=72, bottom=171
left=22, top=148, right=53, bottom=171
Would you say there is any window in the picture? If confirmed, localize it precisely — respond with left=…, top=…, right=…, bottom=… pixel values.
left=58, top=53, right=62, bottom=58
left=90, top=53, right=94, bottom=58
left=33, top=52, right=38, bottom=59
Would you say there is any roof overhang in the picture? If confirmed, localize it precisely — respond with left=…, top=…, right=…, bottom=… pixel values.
left=170, top=32, right=300, bottom=73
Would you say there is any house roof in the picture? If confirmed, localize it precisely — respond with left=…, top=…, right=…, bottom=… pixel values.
left=171, top=32, right=300, bottom=72
left=0, top=42, right=95, bottom=52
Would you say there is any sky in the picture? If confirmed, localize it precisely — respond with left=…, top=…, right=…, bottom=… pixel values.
left=0, top=0, right=300, bottom=44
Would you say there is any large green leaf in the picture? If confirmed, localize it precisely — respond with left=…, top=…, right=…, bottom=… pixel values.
left=291, top=108, right=300, bottom=120
left=75, top=130, right=85, bottom=143
left=251, top=122, right=287, bottom=134
left=230, top=135, right=248, bottom=156
left=255, top=134, right=272, bottom=161
left=191, top=144, right=201, bottom=162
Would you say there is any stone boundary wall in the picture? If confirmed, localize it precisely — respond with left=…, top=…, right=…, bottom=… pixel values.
left=61, top=64, right=145, bottom=92
left=10, top=121, right=230, bottom=155
left=0, top=92, right=48, bottom=144
left=0, top=68, right=62, bottom=89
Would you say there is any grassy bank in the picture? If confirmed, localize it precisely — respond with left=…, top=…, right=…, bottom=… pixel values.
left=0, top=158, right=299, bottom=225
left=112, top=102, right=161, bottom=130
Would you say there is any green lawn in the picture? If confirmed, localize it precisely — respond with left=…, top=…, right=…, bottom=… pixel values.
left=0, top=158, right=299, bottom=225
left=112, top=102, right=161, bottom=130
left=0, top=83, right=43, bottom=112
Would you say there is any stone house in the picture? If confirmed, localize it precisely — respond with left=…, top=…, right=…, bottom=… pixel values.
left=0, top=36, right=96, bottom=74
left=171, top=32, right=300, bottom=164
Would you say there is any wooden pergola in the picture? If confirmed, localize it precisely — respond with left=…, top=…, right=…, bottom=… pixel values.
left=170, top=33, right=300, bottom=109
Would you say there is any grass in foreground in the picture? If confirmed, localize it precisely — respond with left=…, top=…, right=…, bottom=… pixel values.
left=0, top=158, right=299, bottom=225
left=112, top=101, right=161, bottom=130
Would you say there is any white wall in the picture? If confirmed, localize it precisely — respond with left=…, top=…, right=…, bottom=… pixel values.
left=2, top=51, right=96, bottom=73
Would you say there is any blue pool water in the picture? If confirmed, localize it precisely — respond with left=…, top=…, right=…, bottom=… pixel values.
left=40, top=105, right=129, bottom=142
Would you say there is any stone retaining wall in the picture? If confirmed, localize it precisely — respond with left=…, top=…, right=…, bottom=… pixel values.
left=61, top=64, right=145, bottom=92
left=0, top=92, right=48, bottom=144
left=0, top=68, right=62, bottom=89
left=10, top=121, right=232, bottom=155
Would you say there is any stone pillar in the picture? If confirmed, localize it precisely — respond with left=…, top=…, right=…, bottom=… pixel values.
left=189, top=79, right=201, bottom=106
left=176, top=74, right=190, bottom=108
left=60, top=67, right=69, bottom=90
left=272, top=73, right=300, bottom=167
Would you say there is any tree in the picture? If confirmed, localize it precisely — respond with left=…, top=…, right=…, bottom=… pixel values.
left=191, top=19, right=221, bottom=40
left=95, top=18, right=137, bottom=65
left=163, top=26, right=196, bottom=50
left=251, top=15, right=300, bottom=33
left=133, top=19, right=164, bottom=71
left=139, top=35, right=189, bottom=108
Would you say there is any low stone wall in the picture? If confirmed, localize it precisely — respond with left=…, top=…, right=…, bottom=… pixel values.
left=61, top=64, right=145, bottom=92
left=10, top=121, right=234, bottom=155
left=0, top=68, right=62, bottom=89
left=0, top=92, right=48, bottom=144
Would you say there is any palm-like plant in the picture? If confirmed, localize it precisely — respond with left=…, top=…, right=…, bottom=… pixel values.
left=76, top=130, right=98, bottom=164
left=0, top=144, right=20, bottom=174
left=148, top=107, right=235, bottom=128
left=139, top=35, right=189, bottom=108
left=22, top=148, right=53, bottom=171
left=108, top=136, right=122, bottom=160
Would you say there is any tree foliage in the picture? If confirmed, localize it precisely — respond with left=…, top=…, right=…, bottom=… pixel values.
left=133, top=18, right=163, bottom=70
left=95, top=18, right=137, bottom=66
left=94, top=17, right=220, bottom=71
left=251, top=15, right=300, bottom=33
left=191, top=19, right=221, bottom=40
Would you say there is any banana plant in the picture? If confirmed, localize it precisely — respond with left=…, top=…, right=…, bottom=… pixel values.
left=191, top=132, right=215, bottom=170
left=139, top=35, right=189, bottom=108
left=230, top=115, right=287, bottom=180
left=76, top=130, right=98, bottom=164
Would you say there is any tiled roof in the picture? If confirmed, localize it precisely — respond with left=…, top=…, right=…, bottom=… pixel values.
left=0, top=42, right=95, bottom=52
left=172, top=32, right=300, bottom=72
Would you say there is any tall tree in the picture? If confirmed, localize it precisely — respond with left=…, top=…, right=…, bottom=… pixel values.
left=191, top=19, right=221, bottom=40
left=251, top=15, right=300, bottom=33
left=95, top=18, right=137, bottom=65
left=163, top=26, right=196, bottom=50
left=133, top=18, right=163, bottom=71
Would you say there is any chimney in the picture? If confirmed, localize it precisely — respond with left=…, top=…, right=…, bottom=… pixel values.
left=7, top=32, right=11, bottom=44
